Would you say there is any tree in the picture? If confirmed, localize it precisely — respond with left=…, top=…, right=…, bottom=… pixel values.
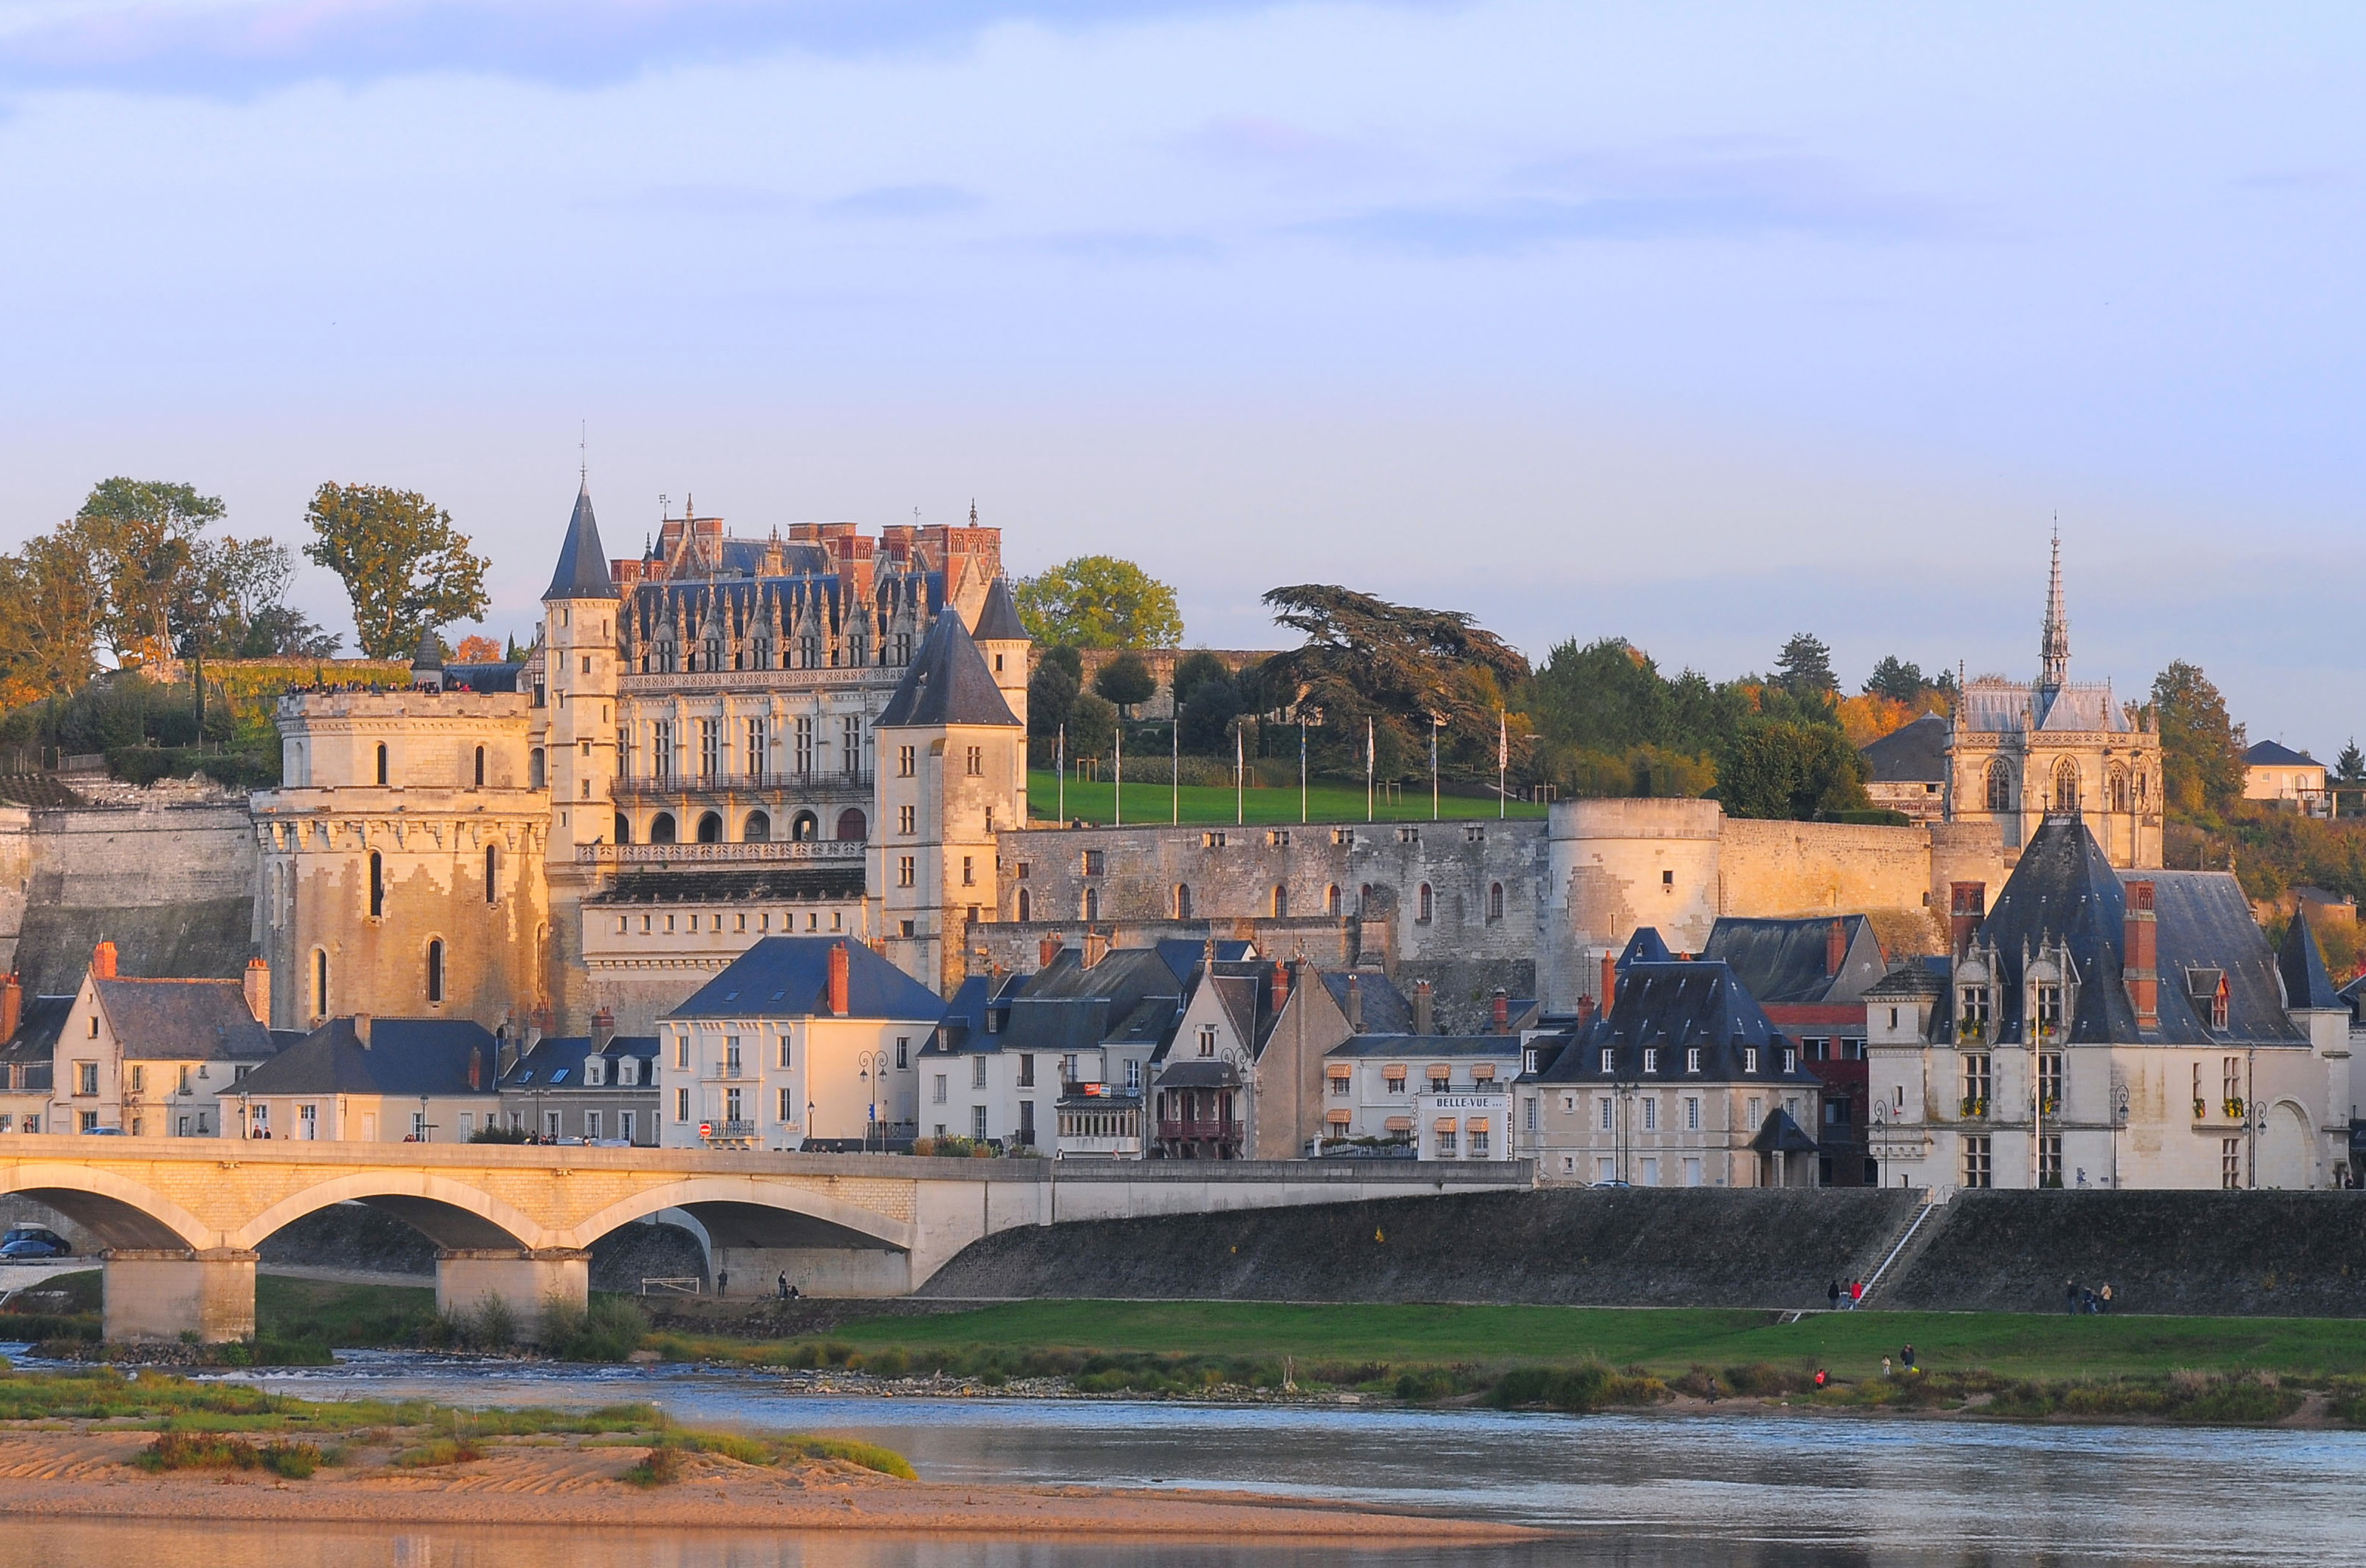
left=303, top=483, right=490, bottom=659
left=74, top=479, right=225, bottom=666
left=0, top=528, right=105, bottom=708
left=1715, top=719, right=1873, bottom=821
left=2150, top=660, right=2246, bottom=819
left=1173, top=653, right=1243, bottom=755
left=1092, top=651, right=1157, bottom=717
left=1027, top=655, right=1079, bottom=762
left=453, top=634, right=502, bottom=663
left=1773, top=633, right=1836, bottom=698
left=1259, top=585, right=1531, bottom=781
left=1067, top=691, right=1117, bottom=761
left=1863, top=655, right=1924, bottom=704
left=1013, top=557, right=1183, bottom=648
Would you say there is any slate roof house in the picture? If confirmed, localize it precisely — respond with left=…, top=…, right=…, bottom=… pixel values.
left=496, top=1010, right=662, bottom=1145
left=1864, top=815, right=2352, bottom=1191
left=225, top=1015, right=501, bottom=1142
left=1525, top=940, right=1828, bottom=1188
left=2242, top=739, right=2327, bottom=811
left=1700, top=914, right=1888, bottom=1185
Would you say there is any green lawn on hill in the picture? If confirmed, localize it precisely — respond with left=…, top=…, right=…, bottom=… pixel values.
left=793, top=1299, right=2366, bottom=1383
left=1026, top=770, right=1545, bottom=828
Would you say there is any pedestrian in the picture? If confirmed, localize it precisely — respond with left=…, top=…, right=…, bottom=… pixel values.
left=1813, top=1368, right=1828, bottom=1389
left=1849, top=1278, right=1864, bottom=1309
left=1828, top=1278, right=1841, bottom=1312
left=1901, top=1343, right=1917, bottom=1373
left=1882, top=1355, right=1893, bottom=1379
left=2065, top=1278, right=2079, bottom=1315
left=2099, top=1283, right=2113, bottom=1312
left=777, top=1271, right=789, bottom=1301
left=717, top=1268, right=728, bottom=1298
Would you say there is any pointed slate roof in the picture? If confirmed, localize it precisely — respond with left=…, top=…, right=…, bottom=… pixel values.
left=1536, top=959, right=1822, bottom=1088
left=410, top=628, right=444, bottom=671
left=1859, top=712, right=1949, bottom=782
left=1617, top=927, right=1674, bottom=970
left=878, top=610, right=1019, bottom=728
left=665, top=937, right=946, bottom=1023
left=2279, top=909, right=2344, bottom=1010
left=971, top=576, right=1028, bottom=642
left=544, top=482, right=618, bottom=601
left=1702, top=914, right=1886, bottom=1005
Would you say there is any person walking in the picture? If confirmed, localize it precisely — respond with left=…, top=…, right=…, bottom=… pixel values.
left=1828, top=1278, right=1842, bottom=1312
left=2099, top=1283, right=2113, bottom=1312
left=717, top=1268, right=728, bottom=1298
left=1849, top=1278, right=1864, bottom=1309
left=2064, top=1278, right=2079, bottom=1315
left=1882, top=1355, right=1893, bottom=1379
left=777, top=1271, right=789, bottom=1301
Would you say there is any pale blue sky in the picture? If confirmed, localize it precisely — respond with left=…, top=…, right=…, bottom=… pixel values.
left=1, top=1, right=2359, bottom=747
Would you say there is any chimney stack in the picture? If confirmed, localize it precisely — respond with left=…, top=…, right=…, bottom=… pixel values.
left=827, top=940, right=850, bottom=1016
left=91, top=941, right=117, bottom=980
left=592, top=1007, right=616, bottom=1052
left=1039, top=934, right=1062, bottom=970
left=1083, top=929, right=1110, bottom=970
left=353, top=1013, right=372, bottom=1048
left=1271, top=961, right=1292, bottom=1014
left=242, top=956, right=270, bottom=1024
left=1600, top=951, right=1618, bottom=1013
left=468, top=1047, right=482, bottom=1092
left=1949, top=883, right=1986, bottom=956
left=1491, top=987, right=1510, bottom=1033
left=1826, top=919, right=1847, bottom=978
left=1346, top=973, right=1364, bottom=1031
left=1412, top=979, right=1435, bottom=1036
left=2124, top=880, right=2159, bottom=1028
left=0, top=973, right=20, bottom=1044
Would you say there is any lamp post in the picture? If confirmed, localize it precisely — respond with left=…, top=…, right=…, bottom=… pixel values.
left=1870, top=1100, right=1888, bottom=1190
left=857, top=1050, right=885, bottom=1152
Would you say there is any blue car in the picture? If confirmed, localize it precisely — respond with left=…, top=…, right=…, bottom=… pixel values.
left=0, top=1229, right=69, bottom=1260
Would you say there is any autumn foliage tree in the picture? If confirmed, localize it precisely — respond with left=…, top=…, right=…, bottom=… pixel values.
left=1014, top=557, right=1183, bottom=649
left=303, top=484, right=490, bottom=659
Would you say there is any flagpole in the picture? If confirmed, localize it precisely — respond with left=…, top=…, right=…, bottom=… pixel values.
left=1430, top=714, right=1439, bottom=823
left=1366, top=716, right=1374, bottom=824
left=1299, top=717, right=1307, bottom=825
left=1171, top=695, right=1179, bottom=826
left=1497, top=710, right=1507, bottom=820
left=1057, top=724, right=1066, bottom=824
left=1115, top=722, right=1123, bottom=826
left=1236, top=723, right=1244, bottom=826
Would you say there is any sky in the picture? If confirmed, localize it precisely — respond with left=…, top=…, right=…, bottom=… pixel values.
left=1, top=1, right=2361, bottom=747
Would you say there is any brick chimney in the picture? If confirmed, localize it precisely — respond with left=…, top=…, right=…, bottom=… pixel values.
left=1271, top=961, right=1292, bottom=1014
left=1412, top=979, right=1434, bottom=1036
left=1949, top=883, right=1986, bottom=955
left=0, top=973, right=20, bottom=1044
left=827, top=940, right=850, bottom=1016
left=468, top=1047, right=482, bottom=1092
left=1491, top=987, right=1510, bottom=1033
left=1599, top=952, right=1618, bottom=1013
left=353, top=1013, right=372, bottom=1048
left=1039, top=934, right=1063, bottom=970
left=1826, top=919, right=1847, bottom=977
left=2124, top=880, right=2158, bottom=1028
left=91, top=941, right=117, bottom=980
left=592, top=1007, right=616, bottom=1052
left=1083, top=929, right=1110, bottom=969
left=242, top=956, right=270, bottom=1024
left=1345, top=973, right=1364, bottom=1031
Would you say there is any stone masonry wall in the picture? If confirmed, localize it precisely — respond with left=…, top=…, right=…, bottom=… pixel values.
left=7, top=803, right=259, bottom=994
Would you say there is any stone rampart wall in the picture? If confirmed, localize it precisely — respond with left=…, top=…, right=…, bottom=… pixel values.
left=7, top=803, right=259, bottom=994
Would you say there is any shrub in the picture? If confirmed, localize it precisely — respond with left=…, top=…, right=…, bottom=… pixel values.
left=541, top=1295, right=646, bottom=1363
left=391, top=1437, right=485, bottom=1468
left=140, top=1431, right=320, bottom=1478
left=623, top=1445, right=683, bottom=1487
left=1485, top=1362, right=1668, bottom=1414
left=866, top=1348, right=911, bottom=1380
left=782, top=1437, right=916, bottom=1479
left=1721, top=1362, right=1809, bottom=1397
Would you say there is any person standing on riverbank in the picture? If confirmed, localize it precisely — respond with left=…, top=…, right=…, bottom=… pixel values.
left=2065, top=1278, right=2079, bottom=1314
left=1829, top=1280, right=1842, bottom=1312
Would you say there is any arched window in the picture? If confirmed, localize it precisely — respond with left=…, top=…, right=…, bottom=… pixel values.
left=375, top=743, right=389, bottom=787
left=530, top=748, right=545, bottom=790
left=425, top=939, right=445, bottom=1004
left=311, top=948, right=329, bottom=1018
left=1985, top=759, right=2014, bottom=812
left=484, top=845, right=499, bottom=904
left=1489, top=882, right=1505, bottom=921
left=1016, top=888, right=1031, bottom=922
left=696, top=812, right=722, bottom=843
left=614, top=812, right=632, bottom=845
left=1417, top=883, right=1434, bottom=923
left=2110, top=766, right=2130, bottom=813
left=473, top=746, right=485, bottom=787
left=367, top=851, right=384, bottom=919
left=836, top=808, right=867, bottom=841
left=1271, top=885, right=1288, bottom=919
left=1083, top=887, right=1100, bottom=922
left=649, top=812, right=677, bottom=845
left=1175, top=883, right=1193, bottom=920
left=791, top=810, right=818, bottom=842
left=2053, top=759, right=2080, bottom=814
left=745, top=811, right=771, bottom=842
left=1326, top=885, right=1341, bottom=917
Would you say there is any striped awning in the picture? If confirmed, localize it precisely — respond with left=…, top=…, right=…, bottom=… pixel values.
left=1326, top=1109, right=1353, bottom=1126
left=1385, top=1115, right=1413, bottom=1132
left=1432, top=1117, right=1458, bottom=1132
left=1463, top=1117, right=1491, bottom=1133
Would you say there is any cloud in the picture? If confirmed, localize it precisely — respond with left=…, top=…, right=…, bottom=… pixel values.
left=818, top=182, right=982, bottom=220
left=0, top=0, right=1314, bottom=96
left=1309, top=141, right=1954, bottom=256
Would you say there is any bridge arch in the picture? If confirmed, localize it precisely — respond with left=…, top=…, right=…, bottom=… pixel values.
left=0, top=1163, right=215, bottom=1251
left=558, top=1177, right=917, bottom=1256
left=230, top=1171, right=549, bottom=1254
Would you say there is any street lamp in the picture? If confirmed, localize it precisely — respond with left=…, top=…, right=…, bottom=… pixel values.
left=857, top=1049, right=886, bottom=1153
left=1870, top=1101, right=1888, bottom=1190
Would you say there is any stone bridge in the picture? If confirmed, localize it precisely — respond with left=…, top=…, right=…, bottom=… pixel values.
left=0, top=1138, right=1531, bottom=1341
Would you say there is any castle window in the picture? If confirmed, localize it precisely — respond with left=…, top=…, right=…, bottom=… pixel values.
left=530, top=748, right=545, bottom=790
left=649, top=812, right=677, bottom=844
left=484, top=846, right=498, bottom=904
left=898, top=744, right=916, bottom=779
left=473, top=747, right=485, bottom=787
left=747, top=719, right=767, bottom=778
left=899, top=805, right=916, bottom=835
left=837, top=808, right=866, bottom=841
left=965, top=745, right=982, bottom=776
left=794, top=716, right=813, bottom=776
left=1271, top=886, right=1288, bottom=919
left=1417, top=884, right=1433, bottom=923
left=614, top=813, right=632, bottom=845
left=697, top=720, right=719, bottom=781
left=696, top=812, right=722, bottom=843
left=745, top=811, right=770, bottom=842
left=898, top=855, right=915, bottom=889
left=1326, top=885, right=1341, bottom=916
left=312, top=949, right=328, bottom=1018
left=842, top=717, right=863, bottom=776
left=1082, top=887, right=1099, bottom=922
left=425, top=939, right=445, bottom=1005
left=1016, top=888, right=1031, bottom=921
left=1985, top=759, right=2013, bottom=812
left=375, top=744, right=389, bottom=787
left=1175, top=884, right=1192, bottom=920
left=1488, top=883, right=1504, bottom=921
left=367, top=851, right=384, bottom=919
left=2053, top=760, right=2079, bottom=813
left=791, top=810, right=818, bottom=842
left=2110, top=766, right=2130, bottom=813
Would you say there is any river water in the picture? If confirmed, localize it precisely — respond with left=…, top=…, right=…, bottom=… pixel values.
left=0, top=1352, right=2356, bottom=1567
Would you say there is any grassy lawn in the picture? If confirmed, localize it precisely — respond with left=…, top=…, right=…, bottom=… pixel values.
left=256, top=1275, right=437, bottom=1346
left=798, top=1299, right=2366, bottom=1382
left=1027, top=770, right=1544, bottom=828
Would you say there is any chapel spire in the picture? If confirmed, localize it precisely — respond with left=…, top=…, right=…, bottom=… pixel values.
left=2039, top=525, right=2068, bottom=691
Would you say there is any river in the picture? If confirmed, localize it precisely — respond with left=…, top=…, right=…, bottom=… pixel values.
left=0, top=1352, right=2355, bottom=1567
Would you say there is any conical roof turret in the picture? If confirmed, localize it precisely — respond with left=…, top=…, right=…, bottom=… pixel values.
left=544, top=480, right=618, bottom=601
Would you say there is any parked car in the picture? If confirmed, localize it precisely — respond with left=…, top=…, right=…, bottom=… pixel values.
left=0, top=1228, right=70, bottom=1259
left=78, top=1126, right=126, bottom=1137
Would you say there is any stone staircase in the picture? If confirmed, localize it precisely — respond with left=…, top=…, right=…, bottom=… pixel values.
left=1856, top=1194, right=1948, bottom=1306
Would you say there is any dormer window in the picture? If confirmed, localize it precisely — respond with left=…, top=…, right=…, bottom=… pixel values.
left=1744, top=1047, right=1760, bottom=1073
left=1686, top=1047, right=1701, bottom=1074
left=1958, top=985, right=1991, bottom=1042
left=1599, top=1048, right=1613, bottom=1073
left=584, top=1060, right=605, bottom=1087
left=1643, top=1048, right=1659, bottom=1074
left=2034, top=985, right=2064, bottom=1041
